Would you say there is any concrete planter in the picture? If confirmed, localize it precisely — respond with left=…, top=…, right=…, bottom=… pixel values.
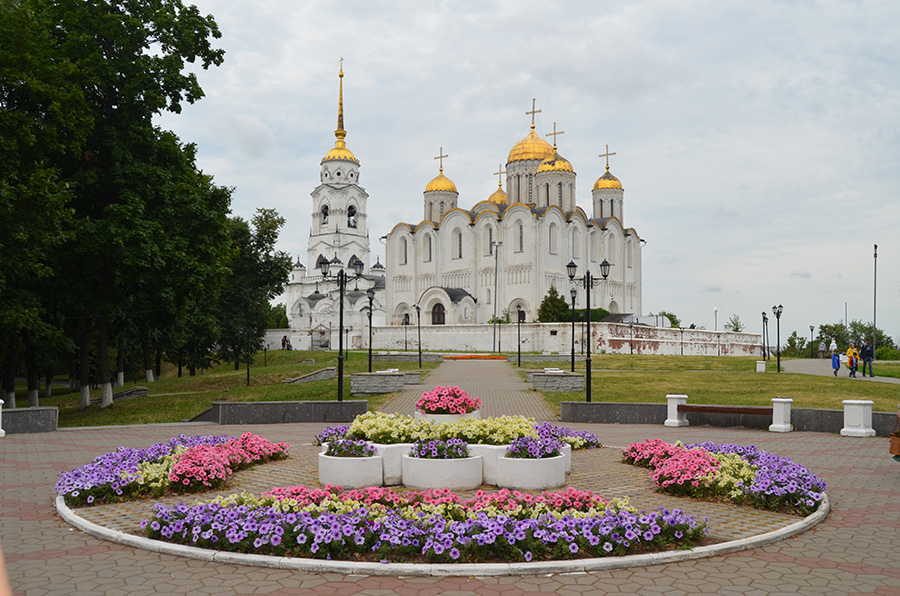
left=371, top=443, right=414, bottom=485
left=318, top=453, right=383, bottom=489
left=468, top=444, right=508, bottom=485
left=496, top=454, right=566, bottom=490
left=562, top=443, right=572, bottom=474
left=413, top=409, right=481, bottom=424
left=401, top=454, right=483, bottom=490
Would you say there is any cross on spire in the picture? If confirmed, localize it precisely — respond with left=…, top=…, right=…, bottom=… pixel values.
left=493, top=164, right=506, bottom=188
left=526, top=98, right=541, bottom=130
left=599, top=144, right=616, bottom=171
left=434, top=147, right=449, bottom=172
left=545, top=122, right=565, bottom=150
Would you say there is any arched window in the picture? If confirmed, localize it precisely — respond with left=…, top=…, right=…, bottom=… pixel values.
left=453, top=229, right=462, bottom=259
left=402, top=313, right=410, bottom=325
left=518, top=223, right=524, bottom=252
left=440, top=202, right=445, bottom=218
left=320, top=205, right=329, bottom=225
left=425, top=235, right=432, bottom=262
left=432, top=303, right=445, bottom=325
left=487, top=228, right=493, bottom=255
left=549, top=223, right=557, bottom=254
left=627, top=239, right=633, bottom=267
left=558, top=183, right=563, bottom=207
left=400, top=238, right=408, bottom=265
left=528, top=174, right=533, bottom=203
left=347, top=205, right=357, bottom=228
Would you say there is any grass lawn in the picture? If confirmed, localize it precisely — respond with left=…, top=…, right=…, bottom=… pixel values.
left=13, top=350, right=438, bottom=427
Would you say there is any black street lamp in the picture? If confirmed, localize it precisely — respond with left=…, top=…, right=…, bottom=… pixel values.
left=809, top=325, right=815, bottom=359
left=761, top=311, right=769, bottom=360
left=367, top=288, right=375, bottom=373
left=772, top=304, right=783, bottom=373
left=403, top=314, right=409, bottom=351
left=414, top=304, right=422, bottom=369
left=516, top=304, right=523, bottom=367
left=318, top=254, right=365, bottom=401
left=569, top=287, right=577, bottom=372
left=566, top=259, right=612, bottom=403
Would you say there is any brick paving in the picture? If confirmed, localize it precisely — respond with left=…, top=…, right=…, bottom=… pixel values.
left=1, top=359, right=899, bottom=595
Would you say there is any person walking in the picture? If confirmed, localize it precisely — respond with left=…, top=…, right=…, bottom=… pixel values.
left=860, top=339, right=875, bottom=377
left=846, top=343, right=860, bottom=378
left=818, top=340, right=826, bottom=359
left=831, top=348, right=841, bottom=376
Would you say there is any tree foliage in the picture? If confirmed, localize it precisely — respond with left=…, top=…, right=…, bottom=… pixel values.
left=651, top=310, right=681, bottom=328
left=537, top=286, right=571, bottom=323
left=725, top=314, right=745, bottom=333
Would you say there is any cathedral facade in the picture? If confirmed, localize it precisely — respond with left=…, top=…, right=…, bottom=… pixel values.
left=384, top=107, right=643, bottom=328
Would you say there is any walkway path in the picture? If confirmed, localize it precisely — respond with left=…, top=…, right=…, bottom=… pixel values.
left=782, top=358, right=900, bottom=383
left=379, top=359, right=557, bottom=420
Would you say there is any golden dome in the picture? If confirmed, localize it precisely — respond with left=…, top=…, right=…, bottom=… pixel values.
left=425, top=169, right=458, bottom=193
left=593, top=167, right=623, bottom=191
left=488, top=183, right=507, bottom=205
left=322, top=142, right=358, bottom=164
left=507, top=128, right=554, bottom=163
left=536, top=151, right=574, bottom=174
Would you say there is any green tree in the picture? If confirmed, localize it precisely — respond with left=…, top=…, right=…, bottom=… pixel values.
left=537, top=285, right=570, bottom=322
left=651, top=310, right=681, bottom=328
left=266, top=303, right=289, bottom=329
left=725, top=314, right=745, bottom=333
left=815, top=321, right=895, bottom=353
left=781, top=331, right=807, bottom=358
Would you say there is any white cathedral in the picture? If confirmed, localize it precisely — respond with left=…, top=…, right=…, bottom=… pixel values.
left=281, top=68, right=643, bottom=350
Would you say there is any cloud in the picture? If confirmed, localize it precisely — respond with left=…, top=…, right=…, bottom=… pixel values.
left=790, top=271, right=812, bottom=279
left=701, top=286, right=723, bottom=293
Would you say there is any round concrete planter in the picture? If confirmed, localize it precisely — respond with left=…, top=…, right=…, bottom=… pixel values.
left=496, top=454, right=566, bottom=490
left=401, top=454, right=483, bottom=490
left=467, top=444, right=508, bottom=485
left=413, top=409, right=481, bottom=424
left=371, top=443, right=414, bottom=485
left=562, top=443, right=572, bottom=474
left=318, top=453, right=383, bottom=489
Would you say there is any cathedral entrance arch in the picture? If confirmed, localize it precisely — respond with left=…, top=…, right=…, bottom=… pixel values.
left=431, top=303, right=446, bottom=325
left=608, top=300, right=619, bottom=314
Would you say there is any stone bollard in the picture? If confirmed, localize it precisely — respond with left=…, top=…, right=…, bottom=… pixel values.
left=756, top=361, right=766, bottom=373
left=664, top=394, right=689, bottom=427
left=769, top=397, right=793, bottom=432
left=0, top=399, right=5, bottom=438
left=840, top=400, right=876, bottom=437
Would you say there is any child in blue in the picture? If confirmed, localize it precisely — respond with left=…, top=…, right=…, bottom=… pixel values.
left=831, top=349, right=841, bottom=376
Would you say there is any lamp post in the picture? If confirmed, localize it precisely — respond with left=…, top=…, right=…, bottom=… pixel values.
left=772, top=304, right=783, bottom=373
left=569, top=287, right=577, bottom=372
left=809, top=325, right=815, bottom=359
left=566, top=259, right=612, bottom=403
left=516, top=304, right=522, bottom=367
left=492, top=240, right=502, bottom=352
left=761, top=311, right=768, bottom=360
left=414, top=304, right=422, bottom=369
left=873, top=244, right=878, bottom=358
left=367, top=288, right=375, bottom=373
left=680, top=327, right=684, bottom=356
left=403, top=314, right=408, bottom=351
left=318, top=254, right=365, bottom=401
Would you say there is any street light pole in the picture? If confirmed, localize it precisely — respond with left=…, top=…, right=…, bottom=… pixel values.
left=570, top=287, right=577, bottom=372
left=567, top=259, right=611, bottom=403
left=873, top=243, right=878, bottom=358
left=809, top=325, right=815, bottom=359
left=318, top=255, right=365, bottom=401
left=761, top=311, right=769, bottom=360
left=492, top=240, right=502, bottom=352
left=516, top=304, right=522, bottom=367
left=367, top=288, right=375, bottom=373
left=415, top=304, right=422, bottom=369
left=772, top=304, right=783, bottom=373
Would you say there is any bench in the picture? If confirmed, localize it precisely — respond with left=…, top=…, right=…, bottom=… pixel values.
left=664, top=394, right=793, bottom=432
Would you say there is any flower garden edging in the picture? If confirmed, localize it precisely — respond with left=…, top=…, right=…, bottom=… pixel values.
left=372, top=442, right=414, bottom=485
left=55, top=493, right=830, bottom=577
left=413, top=409, right=481, bottom=424
left=496, top=454, right=566, bottom=490
left=400, top=453, right=483, bottom=490
left=318, top=453, right=383, bottom=488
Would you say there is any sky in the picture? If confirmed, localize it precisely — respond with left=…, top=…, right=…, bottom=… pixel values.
left=155, top=0, right=900, bottom=345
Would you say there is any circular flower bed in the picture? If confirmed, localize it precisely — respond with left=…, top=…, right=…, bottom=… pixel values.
left=141, top=485, right=706, bottom=563
left=505, top=436, right=561, bottom=459
left=324, top=439, right=376, bottom=458
left=409, top=438, right=470, bottom=459
left=622, top=439, right=826, bottom=516
left=416, top=385, right=482, bottom=415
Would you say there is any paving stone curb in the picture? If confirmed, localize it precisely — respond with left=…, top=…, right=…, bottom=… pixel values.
left=55, top=493, right=830, bottom=577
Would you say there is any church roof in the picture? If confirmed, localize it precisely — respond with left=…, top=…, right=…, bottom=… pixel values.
left=425, top=169, right=458, bottom=193
left=440, top=287, right=476, bottom=304
left=508, top=128, right=554, bottom=163
left=593, top=167, right=623, bottom=190
left=537, top=151, right=575, bottom=174
left=487, top=183, right=507, bottom=205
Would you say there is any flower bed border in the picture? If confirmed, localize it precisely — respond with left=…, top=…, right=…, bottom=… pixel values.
left=55, top=493, right=830, bottom=576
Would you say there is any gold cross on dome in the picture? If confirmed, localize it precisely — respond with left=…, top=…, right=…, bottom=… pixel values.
left=526, top=98, right=541, bottom=129
left=434, top=147, right=449, bottom=172
left=493, top=164, right=506, bottom=186
left=545, top=122, right=565, bottom=149
left=599, top=144, right=616, bottom=171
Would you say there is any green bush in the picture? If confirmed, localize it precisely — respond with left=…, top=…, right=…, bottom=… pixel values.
left=875, top=346, right=899, bottom=360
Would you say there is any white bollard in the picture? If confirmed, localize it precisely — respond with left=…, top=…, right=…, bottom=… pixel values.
left=664, top=394, right=689, bottom=427
left=756, top=361, right=766, bottom=373
left=0, top=399, right=5, bottom=438
left=769, top=397, right=793, bottom=432
left=840, top=400, right=876, bottom=437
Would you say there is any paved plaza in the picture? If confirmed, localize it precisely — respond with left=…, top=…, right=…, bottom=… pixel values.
left=2, top=360, right=899, bottom=595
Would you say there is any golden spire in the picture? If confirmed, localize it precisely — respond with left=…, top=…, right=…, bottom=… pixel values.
left=545, top=122, right=565, bottom=151
left=599, top=143, right=616, bottom=172
left=334, top=57, right=346, bottom=146
left=526, top=98, right=541, bottom=132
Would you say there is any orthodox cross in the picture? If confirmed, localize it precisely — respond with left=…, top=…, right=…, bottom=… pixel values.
left=434, top=147, right=449, bottom=172
left=545, top=122, right=565, bottom=149
left=599, top=144, right=616, bottom=171
left=526, top=98, right=541, bottom=129
left=493, top=164, right=506, bottom=187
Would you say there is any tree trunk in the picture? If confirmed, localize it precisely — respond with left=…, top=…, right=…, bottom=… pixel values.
left=45, top=365, right=53, bottom=398
left=68, top=357, right=76, bottom=389
left=79, top=314, right=90, bottom=410
left=142, top=333, right=154, bottom=382
left=3, top=334, right=16, bottom=405
left=23, top=334, right=39, bottom=407
left=116, top=334, right=124, bottom=388
left=98, top=314, right=113, bottom=408
left=155, top=349, right=161, bottom=380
